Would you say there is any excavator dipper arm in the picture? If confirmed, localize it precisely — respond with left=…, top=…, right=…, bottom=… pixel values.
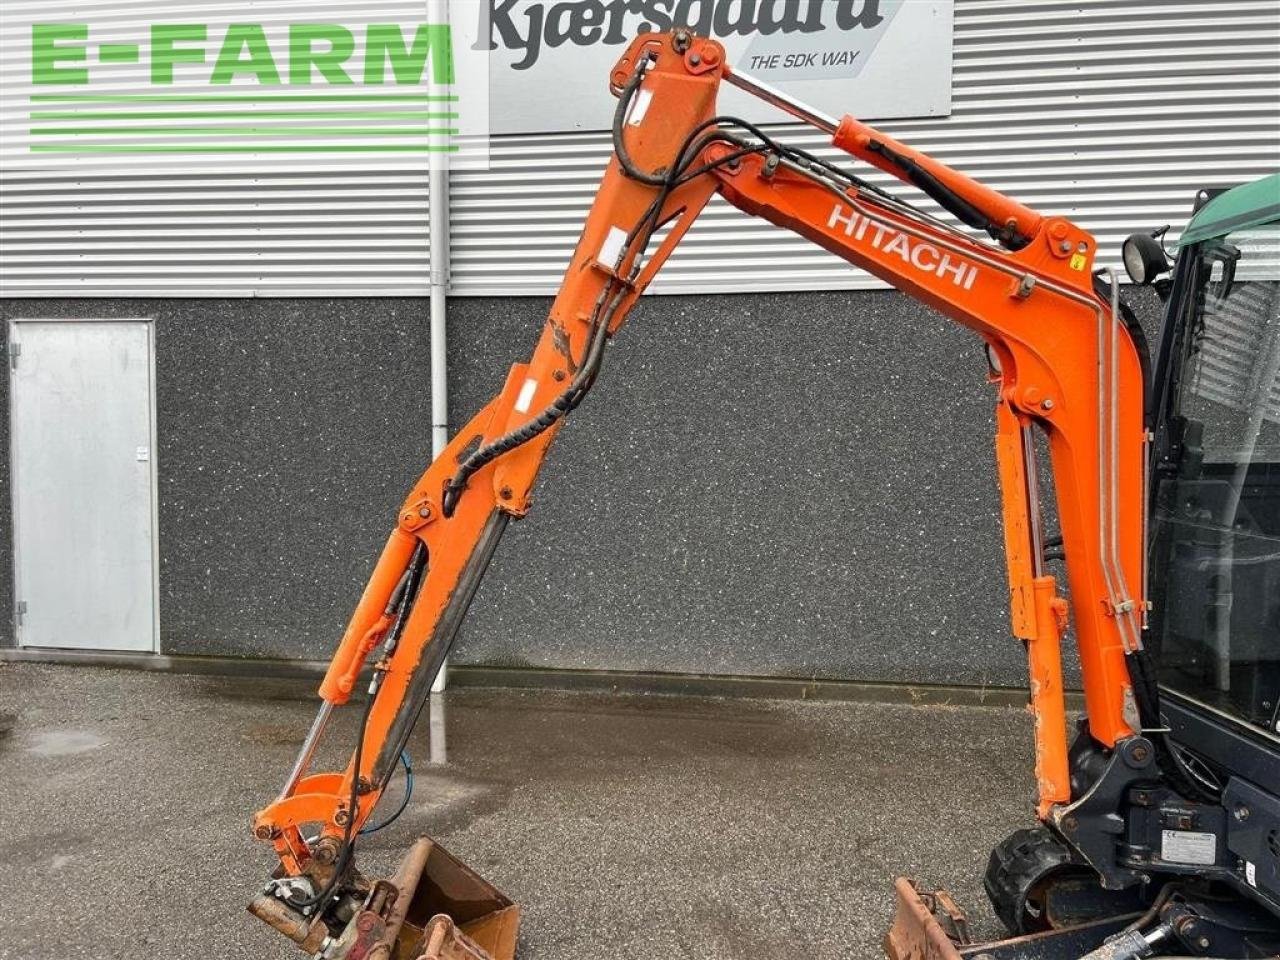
left=252, top=31, right=1154, bottom=958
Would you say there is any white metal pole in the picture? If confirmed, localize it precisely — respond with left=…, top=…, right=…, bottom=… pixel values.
left=428, top=691, right=448, bottom=765
left=428, top=0, right=451, bottom=694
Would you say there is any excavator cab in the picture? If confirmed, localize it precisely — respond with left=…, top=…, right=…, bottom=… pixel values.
left=1145, top=176, right=1280, bottom=914
left=1147, top=176, right=1280, bottom=747
left=890, top=176, right=1280, bottom=959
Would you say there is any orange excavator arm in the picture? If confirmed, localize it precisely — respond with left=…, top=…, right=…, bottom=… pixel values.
left=251, top=30, right=1154, bottom=958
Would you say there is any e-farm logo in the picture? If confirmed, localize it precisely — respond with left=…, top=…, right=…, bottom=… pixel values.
left=25, top=20, right=466, bottom=156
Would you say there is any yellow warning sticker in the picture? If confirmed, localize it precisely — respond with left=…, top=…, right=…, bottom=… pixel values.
left=1069, top=253, right=1088, bottom=271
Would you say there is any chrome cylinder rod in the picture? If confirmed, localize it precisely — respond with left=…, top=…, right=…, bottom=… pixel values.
left=723, top=65, right=840, bottom=134
left=277, top=700, right=335, bottom=800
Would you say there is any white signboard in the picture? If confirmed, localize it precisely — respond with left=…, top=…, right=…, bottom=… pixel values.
left=479, top=0, right=954, bottom=134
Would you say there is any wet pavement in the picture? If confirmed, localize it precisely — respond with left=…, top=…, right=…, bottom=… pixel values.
left=0, top=662, right=1039, bottom=959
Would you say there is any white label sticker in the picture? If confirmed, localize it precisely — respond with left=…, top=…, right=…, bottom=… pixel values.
left=135, top=446, right=150, bottom=462
left=598, top=225, right=628, bottom=268
left=1161, top=829, right=1217, bottom=866
left=514, top=377, right=538, bottom=414
left=1246, top=860, right=1258, bottom=887
left=627, top=88, right=654, bottom=126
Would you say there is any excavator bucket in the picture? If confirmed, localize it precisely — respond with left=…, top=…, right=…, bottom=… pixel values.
left=884, top=878, right=1143, bottom=960
left=250, top=836, right=519, bottom=960
left=884, top=878, right=967, bottom=960
left=392, top=838, right=520, bottom=960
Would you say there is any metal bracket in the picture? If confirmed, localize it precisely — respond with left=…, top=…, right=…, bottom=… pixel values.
left=1121, top=686, right=1143, bottom=734
left=15, top=600, right=26, bottom=626
left=398, top=498, right=438, bottom=533
left=1108, top=598, right=1136, bottom=616
left=8, top=342, right=19, bottom=369
left=1051, top=733, right=1155, bottom=890
left=588, top=258, right=638, bottom=288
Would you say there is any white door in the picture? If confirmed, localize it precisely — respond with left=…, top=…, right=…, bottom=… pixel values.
left=10, top=320, right=158, bottom=652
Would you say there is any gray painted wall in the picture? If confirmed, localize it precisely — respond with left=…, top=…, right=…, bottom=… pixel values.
left=0, top=289, right=1161, bottom=687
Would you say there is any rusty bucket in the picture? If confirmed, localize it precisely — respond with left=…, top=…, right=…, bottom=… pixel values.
left=390, top=837, right=520, bottom=960
left=251, top=836, right=518, bottom=960
left=883, top=878, right=967, bottom=960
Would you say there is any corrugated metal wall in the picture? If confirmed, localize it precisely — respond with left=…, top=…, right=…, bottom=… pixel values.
left=2, top=0, right=1277, bottom=297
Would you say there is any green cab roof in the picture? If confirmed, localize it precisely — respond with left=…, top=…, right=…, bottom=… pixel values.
left=1179, top=172, right=1280, bottom=246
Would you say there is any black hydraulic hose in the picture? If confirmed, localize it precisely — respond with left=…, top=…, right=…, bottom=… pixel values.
left=623, top=125, right=743, bottom=251
left=864, top=138, right=990, bottom=229
left=616, top=106, right=764, bottom=190
left=1121, top=881, right=1175, bottom=935
left=442, top=78, right=743, bottom=520
left=1117, top=637, right=1218, bottom=803
left=441, top=301, right=614, bottom=517
left=615, top=56, right=893, bottom=204
left=383, top=543, right=427, bottom=654
left=293, top=686, right=376, bottom=913
left=863, top=137, right=1030, bottom=250
left=789, top=147, right=896, bottom=201
left=443, top=57, right=929, bottom=521
left=613, top=62, right=668, bottom=186
left=361, top=749, right=413, bottom=835
left=292, top=543, right=426, bottom=914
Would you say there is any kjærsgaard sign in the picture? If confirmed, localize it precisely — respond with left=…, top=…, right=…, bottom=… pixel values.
left=481, top=0, right=954, bottom=134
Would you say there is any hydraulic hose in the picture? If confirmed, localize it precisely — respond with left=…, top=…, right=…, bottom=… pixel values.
left=443, top=54, right=921, bottom=521
left=442, top=298, right=615, bottom=517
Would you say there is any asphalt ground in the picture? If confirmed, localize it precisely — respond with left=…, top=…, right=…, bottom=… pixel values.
left=0, top=662, right=1038, bottom=959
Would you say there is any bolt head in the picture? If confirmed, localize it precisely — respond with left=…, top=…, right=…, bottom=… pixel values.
left=1041, top=398, right=1055, bottom=411
left=418, top=506, right=431, bottom=518
left=314, top=842, right=338, bottom=864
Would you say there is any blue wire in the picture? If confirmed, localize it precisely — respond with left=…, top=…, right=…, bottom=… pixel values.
left=359, top=750, right=414, bottom=835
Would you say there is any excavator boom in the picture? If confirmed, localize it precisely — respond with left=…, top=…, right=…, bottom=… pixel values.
left=250, top=31, right=1157, bottom=960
